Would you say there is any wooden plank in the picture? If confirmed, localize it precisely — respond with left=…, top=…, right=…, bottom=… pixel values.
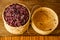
left=0, top=36, right=60, bottom=40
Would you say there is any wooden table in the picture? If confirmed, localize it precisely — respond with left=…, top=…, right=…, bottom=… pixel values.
left=0, top=36, right=60, bottom=40
left=0, top=0, right=60, bottom=40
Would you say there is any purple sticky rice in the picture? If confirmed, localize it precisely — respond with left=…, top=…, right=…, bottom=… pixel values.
left=4, top=4, right=29, bottom=27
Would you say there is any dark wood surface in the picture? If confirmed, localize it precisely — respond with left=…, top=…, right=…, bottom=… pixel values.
left=0, top=0, right=60, bottom=40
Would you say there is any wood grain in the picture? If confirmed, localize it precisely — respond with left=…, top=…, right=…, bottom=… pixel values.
left=0, top=36, right=60, bottom=40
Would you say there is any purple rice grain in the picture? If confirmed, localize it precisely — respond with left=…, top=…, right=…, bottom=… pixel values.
left=4, top=4, right=29, bottom=27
